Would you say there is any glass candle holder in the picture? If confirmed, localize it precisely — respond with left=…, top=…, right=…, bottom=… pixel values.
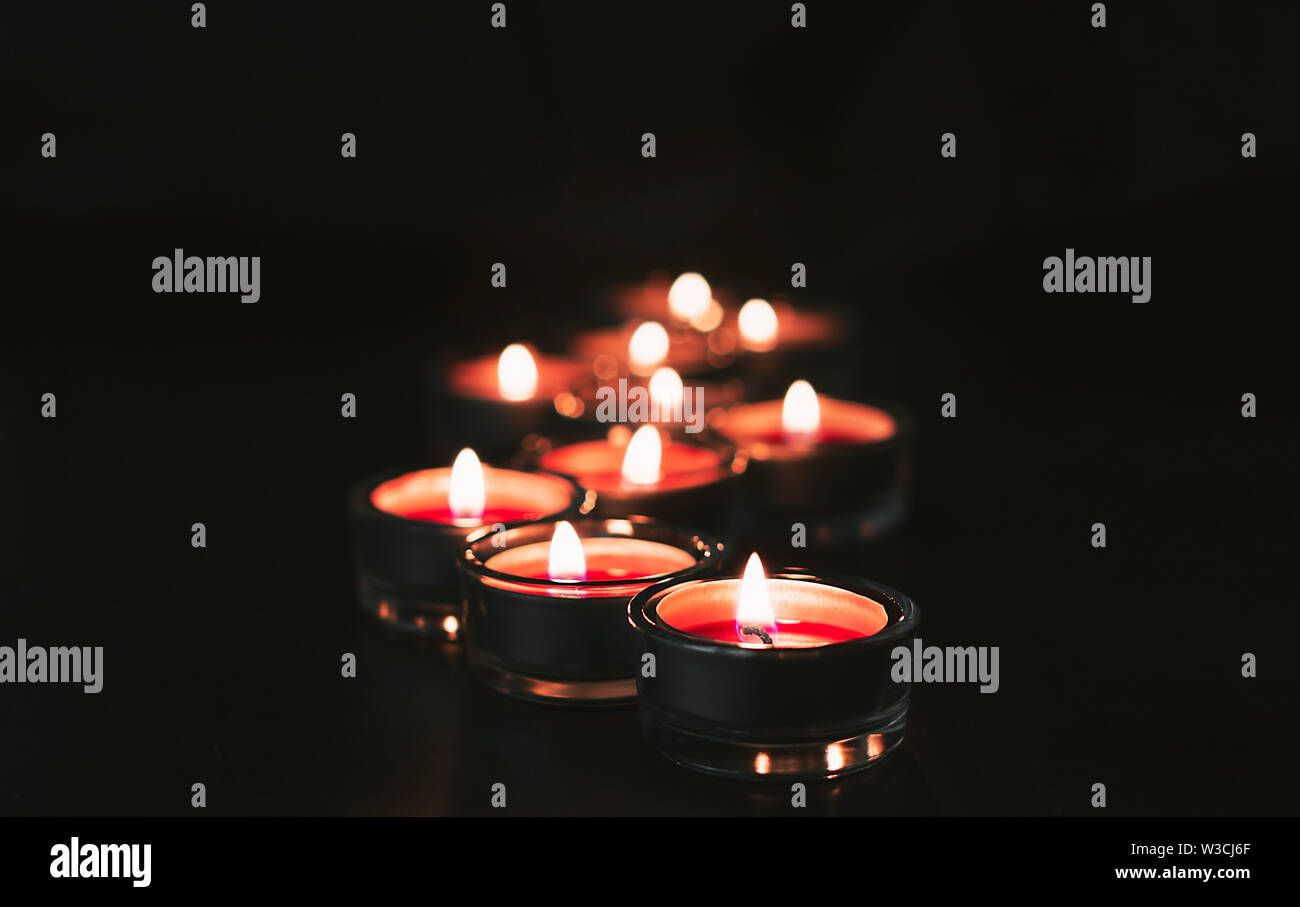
left=629, top=568, right=920, bottom=780
left=423, top=348, right=589, bottom=463
left=348, top=465, right=586, bottom=639
left=458, top=517, right=724, bottom=705
left=536, top=429, right=742, bottom=539
left=715, top=395, right=913, bottom=547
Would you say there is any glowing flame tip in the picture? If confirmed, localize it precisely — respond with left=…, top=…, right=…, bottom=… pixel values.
left=628, top=322, right=670, bottom=373
left=449, top=448, right=486, bottom=522
left=621, top=425, right=663, bottom=485
left=736, top=552, right=778, bottom=645
left=782, top=379, right=820, bottom=437
left=739, top=299, right=779, bottom=349
left=547, top=520, right=588, bottom=581
left=498, top=343, right=539, bottom=401
left=668, top=272, right=711, bottom=321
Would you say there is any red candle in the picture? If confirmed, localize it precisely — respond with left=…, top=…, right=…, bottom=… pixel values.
left=540, top=425, right=727, bottom=496
left=718, top=380, right=896, bottom=454
left=605, top=271, right=730, bottom=328
left=552, top=367, right=743, bottom=439
left=459, top=517, right=724, bottom=704
left=479, top=519, right=699, bottom=597
left=370, top=448, right=577, bottom=526
left=444, top=343, right=587, bottom=403
left=570, top=319, right=717, bottom=380
left=734, top=298, right=844, bottom=353
left=350, top=448, right=584, bottom=641
left=538, top=426, right=738, bottom=535
left=658, top=553, right=889, bottom=648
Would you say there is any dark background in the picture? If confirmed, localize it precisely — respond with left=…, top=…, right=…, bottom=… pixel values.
left=1, top=1, right=1296, bottom=816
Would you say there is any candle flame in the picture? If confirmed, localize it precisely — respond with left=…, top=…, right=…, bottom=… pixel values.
left=738, top=298, right=779, bottom=350
left=736, top=552, right=779, bottom=646
left=628, top=321, right=670, bottom=374
left=648, top=366, right=684, bottom=416
left=621, top=425, right=663, bottom=485
left=668, top=272, right=711, bottom=322
left=497, top=343, right=539, bottom=401
left=547, top=520, right=588, bottom=582
left=781, top=379, right=820, bottom=437
left=448, top=447, right=487, bottom=523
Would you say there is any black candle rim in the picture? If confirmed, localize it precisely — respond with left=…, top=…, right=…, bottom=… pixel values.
left=350, top=464, right=586, bottom=529
left=629, top=568, right=920, bottom=657
left=459, top=515, right=724, bottom=590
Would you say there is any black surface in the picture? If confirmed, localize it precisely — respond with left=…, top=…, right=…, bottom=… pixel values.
left=2, top=1, right=1297, bottom=816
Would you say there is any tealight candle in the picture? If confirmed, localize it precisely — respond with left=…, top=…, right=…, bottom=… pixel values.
left=537, top=425, right=741, bottom=536
left=426, top=344, right=589, bottom=461
left=348, top=448, right=586, bottom=639
left=666, top=271, right=729, bottom=332
left=459, top=517, right=723, bottom=704
left=570, top=319, right=718, bottom=381
left=731, top=298, right=852, bottom=399
left=603, top=270, right=731, bottom=329
left=630, top=554, right=921, bottom=780
left=550, top=366, right=744, bottom=439
left=715, top=380, right=912, bottom=546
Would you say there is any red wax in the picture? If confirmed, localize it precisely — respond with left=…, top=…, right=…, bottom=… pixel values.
left=370, top=467, right=575, bottom=525
left=745, top=425, right=880, bottom=445
left=385, top=504, right=538, bottom=524
left=481, top=537, right=699, bottom=598
left=717, top=396, right=896, bottom=458
left=656, top=578, right=889, bottom=648
left=570, top=322, right=712, bottom=376
left=539, top=437, right=727, bottom=495
left=677, top=620, right=865, bottom=647
left=446, top=352, right=587, bottom=402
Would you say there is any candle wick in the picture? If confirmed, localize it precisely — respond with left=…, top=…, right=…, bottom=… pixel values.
left=740, top=625, right=774, bottom=647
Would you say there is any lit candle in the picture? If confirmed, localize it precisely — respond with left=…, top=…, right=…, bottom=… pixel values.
left=730, top=298, right=851, bottom=399
left=667, top=271, right=725, bottom=333
left=550, top=365, right=744, bottom=437
left=458, top=517, right=723, bottom=704
left=604, top=270, right=730, bottom=326
left=630, top=557, right=920, bottom=780
left=715, top=380, right=911, bottom=545
left=537, top=425, right=741, bottom=535
left=431, top=344, right=588, bottom=460
left=659, top=553, right=886, bottom=647
left=667, top=272, right=711, bottom=323
left=347, top=449, right=585, bottom=639
left=570, top=318, right=715, bottom=381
